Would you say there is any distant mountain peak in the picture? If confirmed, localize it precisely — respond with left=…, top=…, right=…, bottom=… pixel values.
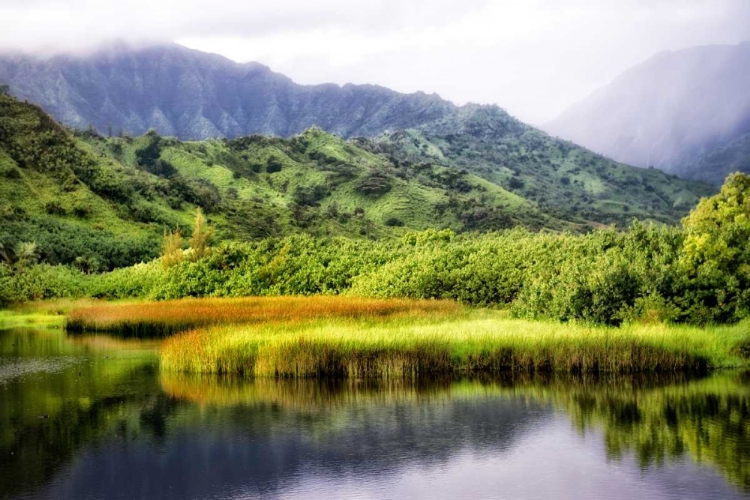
left=545, top=41, right=750, bottom=184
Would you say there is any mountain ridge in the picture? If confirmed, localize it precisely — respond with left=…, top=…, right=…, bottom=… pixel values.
left=0, top=42, right=463, bottom=140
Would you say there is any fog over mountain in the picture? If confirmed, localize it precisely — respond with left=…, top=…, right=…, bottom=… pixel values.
left=545, top=41, right=750, bottom=184
left=0, top=42, right=457, bottom=140
left=1, top=39, right=748, bottom=185
left=2, top=1, right=750, bottom=125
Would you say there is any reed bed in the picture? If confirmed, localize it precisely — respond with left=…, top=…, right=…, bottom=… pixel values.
left=160, top=315, right=750, bottom=376
left=66, top=296, right=461, bottom=337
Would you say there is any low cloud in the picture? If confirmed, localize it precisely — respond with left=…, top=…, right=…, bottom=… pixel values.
left=0, top=0, right=748, bottom=123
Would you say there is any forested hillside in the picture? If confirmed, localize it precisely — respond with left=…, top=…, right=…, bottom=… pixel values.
left=0, top=92, right=713, bottom=272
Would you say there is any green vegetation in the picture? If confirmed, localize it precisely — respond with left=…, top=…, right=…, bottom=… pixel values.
left=0, top=92, right=713, bottom=274
left=0, top=310, right=64, bottom=329
left=51, top=295, right=750, bottom=375
left=3, top=91, right=750, bottom=339
left=369, top=106, right=713, bottom=225
left=1, top=172, right=749, bottom=327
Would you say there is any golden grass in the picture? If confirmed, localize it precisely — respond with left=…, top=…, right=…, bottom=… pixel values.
left=67, top=296, right=461, bottom=337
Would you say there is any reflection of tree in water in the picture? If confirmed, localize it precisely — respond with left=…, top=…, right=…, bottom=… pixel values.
left=150, top=374, right=547, bottom=497
left=161, top=371, right=750, bottom=493
left=538, top=372, right=750, bottom=491
left=0, top=328, right=163, bottom=500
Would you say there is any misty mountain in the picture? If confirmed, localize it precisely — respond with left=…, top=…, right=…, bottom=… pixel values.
left=545, top=42, right=750, bottom=184
left=0, top=42, right=456, bottom=140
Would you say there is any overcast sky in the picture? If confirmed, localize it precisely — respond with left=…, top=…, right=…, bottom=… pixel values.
left=1, top=0, right=749, bottom=124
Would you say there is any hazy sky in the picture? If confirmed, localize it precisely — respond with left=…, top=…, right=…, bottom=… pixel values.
left=1, top=0, right=749, bottom=124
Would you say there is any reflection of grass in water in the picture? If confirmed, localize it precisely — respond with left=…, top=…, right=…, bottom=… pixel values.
left=67, top=334, right=162, bottom=354
left=161, top=314, right=750, bottom=375
left=67, top=296, right=461, bottom=337
left=0, top=327, right=160, bottom=358
left=161, top=372, right=476, bottom=410
left=161, top=370, right=750, bottom=493
left=0, top=328, right=159, bottom=433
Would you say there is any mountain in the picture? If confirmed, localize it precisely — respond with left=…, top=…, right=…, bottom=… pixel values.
left=0, top=42, right=715, bottom=221
left=0, top=42, right=455, bottom=140
left=545, top=42, right=750, bottom=184
left=0, top=92, right=712, bottom=271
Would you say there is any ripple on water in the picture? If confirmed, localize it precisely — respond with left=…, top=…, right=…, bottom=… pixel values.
left=0, top=357, right=82, bottom=384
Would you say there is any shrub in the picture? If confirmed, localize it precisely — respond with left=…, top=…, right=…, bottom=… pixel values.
left=266, top=157, right=283, bottom=173
left=45, top=200, right=66, bottom=215
left=0, top=263, right=89, bottom=304
left=356, top=170, right=391, bottom=196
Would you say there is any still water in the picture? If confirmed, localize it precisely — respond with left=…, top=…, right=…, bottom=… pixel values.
left=1, top=326, right=749, bottom=500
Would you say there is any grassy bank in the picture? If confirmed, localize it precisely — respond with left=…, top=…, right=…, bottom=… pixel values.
left=19, top=295, right=748, bottom=375
left=157, top=302, right=750, bottom=376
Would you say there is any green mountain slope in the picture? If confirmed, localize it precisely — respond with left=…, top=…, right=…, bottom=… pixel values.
left=369, top=105, right=714, bottom=226
left=0, top=92, right=714, bottom=271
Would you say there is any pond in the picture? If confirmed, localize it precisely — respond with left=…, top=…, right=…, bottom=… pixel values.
left=1, top=326, right=749, bottom=500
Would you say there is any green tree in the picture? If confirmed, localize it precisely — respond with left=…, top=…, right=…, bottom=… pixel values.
left=679, top=173, right=750, bottom=322
left=15, top=241, right=39, bottom=270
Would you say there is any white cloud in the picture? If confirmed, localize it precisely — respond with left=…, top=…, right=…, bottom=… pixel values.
left=0, top=0, right=748, bottom=123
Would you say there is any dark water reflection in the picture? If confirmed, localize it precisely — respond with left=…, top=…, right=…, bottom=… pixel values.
left=1, top=327, right=749, bottom=500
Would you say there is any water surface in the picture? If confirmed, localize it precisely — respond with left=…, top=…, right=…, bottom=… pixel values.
left=1, top=326, right=749, bottom=500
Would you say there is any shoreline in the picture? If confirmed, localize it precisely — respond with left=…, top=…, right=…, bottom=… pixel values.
left=5, top=297, right=749, bottom=376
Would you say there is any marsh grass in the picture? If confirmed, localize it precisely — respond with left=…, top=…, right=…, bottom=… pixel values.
left=60, top=296, right=750, bottom=375
left=160, top=312, right=750, bottom=376
left=66, top=296, right=462, bottom=337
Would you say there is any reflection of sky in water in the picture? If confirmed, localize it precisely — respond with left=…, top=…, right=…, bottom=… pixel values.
left=0, top=356, right=83, bottom=383
left=32, top=398, right=746, bottom=500
left=281, top=419, right=735, bottom=500
left=1, top=327, right=749, bottom=500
